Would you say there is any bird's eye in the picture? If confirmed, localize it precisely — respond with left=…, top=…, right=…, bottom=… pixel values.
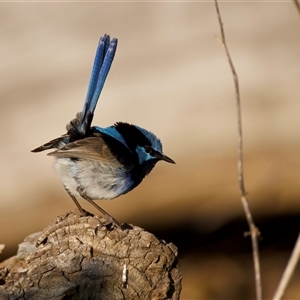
left=144, top=145, right=151, bottom=153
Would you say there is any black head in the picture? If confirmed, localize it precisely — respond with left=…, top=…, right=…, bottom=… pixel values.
left=114, top=122, right=175, bottom=166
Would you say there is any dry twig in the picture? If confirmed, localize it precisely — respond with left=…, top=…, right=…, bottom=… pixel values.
left=213, top=1, right=262, bottom=299
left=272, top=233, right=300, bottom=300
left=271, top=3, right=300, bottom=299
left=293, top=0, right=300, bottom=16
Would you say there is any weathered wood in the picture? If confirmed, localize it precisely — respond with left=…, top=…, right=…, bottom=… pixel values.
left=0, top=211, right=182, bottom=300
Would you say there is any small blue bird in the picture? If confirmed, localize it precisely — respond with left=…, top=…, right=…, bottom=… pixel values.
left=32, top=34, right=175, bottom=227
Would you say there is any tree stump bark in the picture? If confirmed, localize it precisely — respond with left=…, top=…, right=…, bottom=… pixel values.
left=0, top=211, right=182, bottom=300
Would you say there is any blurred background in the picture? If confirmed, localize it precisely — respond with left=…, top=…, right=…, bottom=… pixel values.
left=1, top=2, right=300, bottom=299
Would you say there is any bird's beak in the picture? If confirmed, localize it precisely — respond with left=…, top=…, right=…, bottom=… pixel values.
left=160, top=154, right=175, bottom=164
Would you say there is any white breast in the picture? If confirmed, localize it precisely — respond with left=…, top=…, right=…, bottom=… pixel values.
left=53, top=157, right=133, bottom=200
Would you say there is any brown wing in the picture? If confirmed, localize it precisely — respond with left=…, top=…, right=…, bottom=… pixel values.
left=48, top=136, right=123, bottom=167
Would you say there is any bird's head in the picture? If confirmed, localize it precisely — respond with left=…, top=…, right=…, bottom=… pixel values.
left=114, top=122, right=175, bottom=166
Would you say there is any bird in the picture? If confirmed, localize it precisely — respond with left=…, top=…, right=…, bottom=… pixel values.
left=32, top=34, right=175, bottom=227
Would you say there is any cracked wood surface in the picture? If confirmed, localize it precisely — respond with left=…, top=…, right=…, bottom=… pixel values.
left=0, top=211, right=182, bottom=300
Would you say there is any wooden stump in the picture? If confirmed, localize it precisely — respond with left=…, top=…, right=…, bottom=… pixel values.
left=0, top=211, right=182, bottom=300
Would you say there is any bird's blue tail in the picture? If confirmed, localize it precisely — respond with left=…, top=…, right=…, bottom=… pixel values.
left=78, top=34, right=118, bottom=136
left=31, top=35, right=118, bottom=152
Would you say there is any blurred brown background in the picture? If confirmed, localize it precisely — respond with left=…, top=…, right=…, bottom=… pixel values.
left=1, top=2, right=300, bottom=299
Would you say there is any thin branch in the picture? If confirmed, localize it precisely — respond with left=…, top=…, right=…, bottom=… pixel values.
left=272, top=233, right=300, bottom=300
left=271, top=4, right=300, bottom=299
left=214, top=1, right=262, bottom=300
left=293, top=0, right=300, bottom=16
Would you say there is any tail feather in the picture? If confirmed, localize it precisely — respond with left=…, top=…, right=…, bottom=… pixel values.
left=77, top=34, right=118, bottom=136
left=83, top=35, right=108, bottom=117
left=31, top=34, right=118, bottom=152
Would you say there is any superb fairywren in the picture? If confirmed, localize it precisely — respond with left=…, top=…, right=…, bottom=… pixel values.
left=32, top=34, right=175, bottom=227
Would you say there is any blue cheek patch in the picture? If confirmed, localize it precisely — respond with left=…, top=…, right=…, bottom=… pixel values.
left=135, top=145, right=153, bottom=164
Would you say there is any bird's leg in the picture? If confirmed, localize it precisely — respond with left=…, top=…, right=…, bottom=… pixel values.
left=85, top=198, right=122, bottom=229
left=65, top=188, right=86, bottom=216
left=76, top=187, right=121, bottom=228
